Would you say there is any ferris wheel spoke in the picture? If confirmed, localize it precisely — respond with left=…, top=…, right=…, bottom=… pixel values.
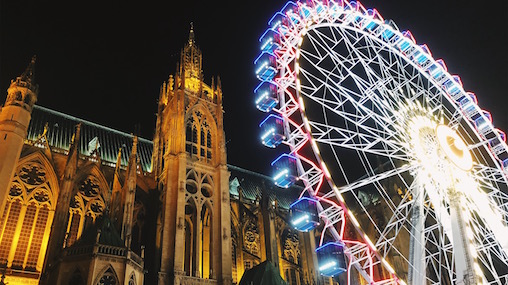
left=375, top=185, right=415, bottom=258
left=309, top=120, right=410, bottom=161
left=472, top=163, right=508, bottom=185
left=467, top=211, right=508, bottom=285
left=298, top=71, right=404, bottom=142
left=336, top=163, right=415, bottom=196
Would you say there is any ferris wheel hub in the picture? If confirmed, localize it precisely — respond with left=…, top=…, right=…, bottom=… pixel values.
left=436, top=124, right=473, bottom=171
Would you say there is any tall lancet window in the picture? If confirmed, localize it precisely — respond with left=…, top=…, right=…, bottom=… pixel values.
left=0, top=158, right=57, bottom=273
left=185, top=110, right=213, bottom=162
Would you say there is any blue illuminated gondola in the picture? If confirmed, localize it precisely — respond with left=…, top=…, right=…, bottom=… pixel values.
left=254, top=52, right=277, bottom=82
left=316, top=242, right=347, bottom=277
left=259, top=28, right=281, bottom=53
left=289, top=197, right=319, bottom=231
left=259, top=114, right=285, bottom=148
left=254, top=81, right=278, bottom=112
left=271, top=153, right=298, bottom=188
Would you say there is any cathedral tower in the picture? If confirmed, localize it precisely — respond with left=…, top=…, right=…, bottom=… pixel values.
left=0, top=56, right=38, bottom=214
left=153, top=25, right=232, bottom=285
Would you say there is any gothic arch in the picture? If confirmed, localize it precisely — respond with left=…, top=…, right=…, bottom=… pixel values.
left=65, top=163, right=109, bottom=247
left=281, top=228, right=301, bottom=265
left=128, top=272, right=136, bottom=285
left=200, top=200, right=213, bottom=278
left=242, top=218, right=260, bottom=257
left=72, top=163, right=110, bottom=202
left=94, top=264, right=120, bottom=285
left=15, top=150, right=60, bottom=206
left=184, top=198, right=197, bottom=276
left=185, top=103, right=218, bottom=135
left=200, top=173, right=214, bottom=198
left=184, top=104, right=218, bottom=162
left=0, top=150, right=59, bottom=272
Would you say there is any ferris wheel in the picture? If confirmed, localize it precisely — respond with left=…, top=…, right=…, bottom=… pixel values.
left=254, top=1, right=508, bottom=284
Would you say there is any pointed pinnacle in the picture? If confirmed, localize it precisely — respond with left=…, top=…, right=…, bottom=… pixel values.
left=188, top=22, right=195, bottom=45
left=20, top=55, right=36, bottom=84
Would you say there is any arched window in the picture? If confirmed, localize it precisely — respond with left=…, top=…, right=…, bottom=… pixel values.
left=200, top=203, right=212, bottom=278
left=0, top=158, right=57, bottom=272
left=128, top=273, right=136, bottom=285
left=185, top=109, right=213, bottom=162
left=66, top=175, right=106, bottom=247
left=184, top=199, right=197, bottom=276
left=184, top=169, right=214, bottom=278
left=97, top=267, right=118, bottom=285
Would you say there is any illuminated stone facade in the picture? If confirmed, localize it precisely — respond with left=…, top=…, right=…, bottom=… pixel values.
left=0, top=27, right=322, bottom=285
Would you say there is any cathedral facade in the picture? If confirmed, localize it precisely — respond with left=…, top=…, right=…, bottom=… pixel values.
left=0, top=27, right=323, bottom=285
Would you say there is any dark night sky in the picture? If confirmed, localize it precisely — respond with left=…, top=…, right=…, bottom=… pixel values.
left=1, top=0, right=507, bottom=176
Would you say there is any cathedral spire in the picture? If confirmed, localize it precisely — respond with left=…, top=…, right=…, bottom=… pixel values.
left=19, top=55, right=37, bottom=87
left=188, top=22, right=195, bottom=46
left=182, top=23, right=202, bottom=81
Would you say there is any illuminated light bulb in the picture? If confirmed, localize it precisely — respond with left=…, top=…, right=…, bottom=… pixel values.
left=303, top=116, right=311, bottom=132
left=298, top=96, right=305, bottom=111
left=470, top=246, right=478, bottom=258
left=255, top=61, right=269, bottom=74
left=255, top=91, right=269, bottom=105
left=311, top=139, right=320, bottom=154
left=273, top=169, right=289, bottom=181
left=319, top=260, right=337, bottom=271
left=261, top=128, right=275, bottom=140
left=348, top=212, right=360, bottom=227
left=473, top=262, right=482, bottom=275
left=291, top=214, right=310, bottom=226
left=321, top=161, right=331, bottom=178
left=364, top=235, right=377, bottom=250
left=465, top=226, right=474, bottom=240
left=381, top=258, right=395, bottom=274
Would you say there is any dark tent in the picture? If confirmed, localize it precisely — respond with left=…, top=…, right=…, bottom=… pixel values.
left=238, top=261, right=288, bottom=285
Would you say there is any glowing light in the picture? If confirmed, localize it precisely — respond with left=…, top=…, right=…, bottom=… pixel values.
left=255, top=61, right=268, bottom=74
left=348, top=212, right=360, bottom=227
left=260, top=128, right=275, bottom=140
left=436, top=124, right=473, bottom=171
left=381, top=258, right=395, bottom=274
left=364, top=235, right=377, bottom=250
left=273, top=168, right=289, bottom=181
left=321, top=161, right=331, bottom=178
left=319, top=260, right=337, bottom=271
left=291, top=214, right=310, bottom=226
left=298, top=96, right=305, bottom=111
left=255, top=91, right=268, bottom=104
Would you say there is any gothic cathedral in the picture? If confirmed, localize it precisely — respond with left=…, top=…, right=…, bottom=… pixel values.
left=0, top=27, right=322, bottom=285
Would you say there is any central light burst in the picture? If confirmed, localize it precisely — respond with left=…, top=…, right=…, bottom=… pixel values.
left=395, top=101, right=472, bottom=193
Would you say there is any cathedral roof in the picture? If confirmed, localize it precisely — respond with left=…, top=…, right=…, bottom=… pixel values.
left=228, top=165, right=301, bottom=210
left=27, top=105, right=154, bottom=172
left=27, top=105, right=301, bottom=209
